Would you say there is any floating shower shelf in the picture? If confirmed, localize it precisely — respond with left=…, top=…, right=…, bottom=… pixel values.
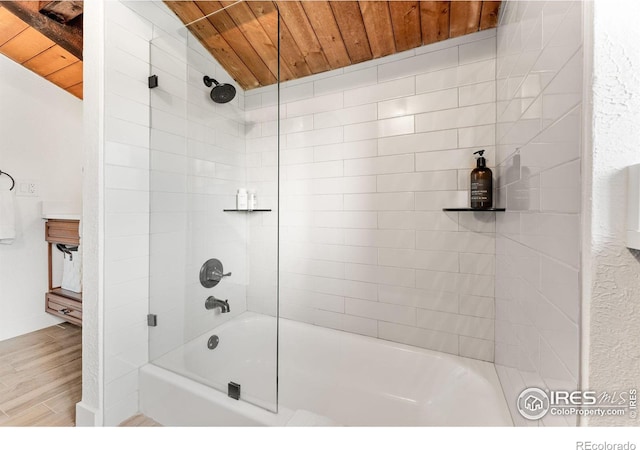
left=223, top=209, right=272, bottom=212
left=442, top=208, right=506, bottom=212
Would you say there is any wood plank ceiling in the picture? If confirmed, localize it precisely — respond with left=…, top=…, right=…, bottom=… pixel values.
left=0, top=2, right=83, bottom=99
left=165, top=1, right=501, bottom=91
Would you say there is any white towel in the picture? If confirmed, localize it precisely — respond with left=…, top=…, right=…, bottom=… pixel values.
left=61, top=246, right=82, bottom=293
left=0, top=191, right=16, bottom=245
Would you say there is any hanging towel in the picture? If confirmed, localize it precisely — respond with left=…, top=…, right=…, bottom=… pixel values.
left=61, top=246, right=82, bottom=293
left=0, top=191, right=16, bottom=245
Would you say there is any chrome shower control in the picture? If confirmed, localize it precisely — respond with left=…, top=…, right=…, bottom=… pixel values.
left=199, top=258, right=232, bottom=288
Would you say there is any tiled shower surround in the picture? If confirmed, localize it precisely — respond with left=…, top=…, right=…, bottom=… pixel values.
left=101, top=0, right=584, bottom=427
left=245, top=29, right=499, bottom=362
left=493, top=1, right=583, bottom=426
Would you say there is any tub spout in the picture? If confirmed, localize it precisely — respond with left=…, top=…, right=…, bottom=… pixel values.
left=205, top=296, right=230, bottom=313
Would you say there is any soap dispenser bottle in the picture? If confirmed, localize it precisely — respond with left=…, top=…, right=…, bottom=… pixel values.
left=470, top=150, right=493, bottom=209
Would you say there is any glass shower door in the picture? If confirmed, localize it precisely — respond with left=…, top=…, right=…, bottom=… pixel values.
left=147, top=1, right=280, bottom=412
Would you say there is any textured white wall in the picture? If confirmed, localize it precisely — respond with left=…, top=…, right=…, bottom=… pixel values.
left=494, top=0, right=583, bottom=426
left=77, top=0, right=104, bottom=427
left=246, top=30, right=499, bottom=362
left=584, top=0, right=640, bottom=426
left=0, top=55, right=83, bottom=341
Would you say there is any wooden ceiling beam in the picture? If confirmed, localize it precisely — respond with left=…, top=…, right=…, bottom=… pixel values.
left=39, top=1, right=83, bottom=24
left=1, top=1, right=82, bottom=59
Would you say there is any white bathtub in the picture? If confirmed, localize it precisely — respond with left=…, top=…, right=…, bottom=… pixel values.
left=140, top=312, right=512, bottom=426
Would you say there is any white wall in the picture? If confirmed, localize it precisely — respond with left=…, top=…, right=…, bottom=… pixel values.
left=246, top=30, right=499, bottom=362
left=0, top=55, right=82, bottom=341
left=494, top=1, right=583, bottom=426
left=584, top=0, right=640, bottom=426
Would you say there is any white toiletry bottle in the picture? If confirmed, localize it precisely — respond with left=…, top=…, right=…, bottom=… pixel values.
left=248, top=189, right=257, bottom=210
left=237, top=188, right=248, bottom=210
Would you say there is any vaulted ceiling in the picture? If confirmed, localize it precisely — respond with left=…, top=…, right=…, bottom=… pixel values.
left=0, top=1, right=83, bottom=99
left=165, top=1, right=501, bottom=91
left=0, top=1, right=499, bottom=99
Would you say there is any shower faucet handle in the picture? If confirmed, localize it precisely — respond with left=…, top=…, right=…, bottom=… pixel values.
left=208, top=268, right=232, bottom=280
left=199, top=258, right=231, bottom=288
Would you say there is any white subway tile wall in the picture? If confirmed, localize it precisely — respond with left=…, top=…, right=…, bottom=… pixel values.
left=101, top=2, right=586, bottom=428
left=103, top=1, right=254, bottom=425
left=494, top=1, right=583, bottom=427
left=149, top=5, right=261, bottom=398
left=246, top=29, right=498, bottom=362
left=103, top=0, right=155, bottom=427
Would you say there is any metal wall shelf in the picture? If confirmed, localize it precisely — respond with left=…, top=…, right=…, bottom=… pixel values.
left=443, top=208, right=506, bottom=212
left=223, top=209, right=272, bottom=212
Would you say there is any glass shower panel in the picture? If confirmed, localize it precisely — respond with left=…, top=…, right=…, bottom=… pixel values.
left=148, top=2, right=280, bottom=413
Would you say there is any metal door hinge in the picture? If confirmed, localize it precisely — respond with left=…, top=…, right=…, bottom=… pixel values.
left=147, top=314, right=157, bottom=327
left=148, top=75, right=158, bottom=89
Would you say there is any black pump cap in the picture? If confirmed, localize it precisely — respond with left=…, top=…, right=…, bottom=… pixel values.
left=474, top=150, right=487, bottom=168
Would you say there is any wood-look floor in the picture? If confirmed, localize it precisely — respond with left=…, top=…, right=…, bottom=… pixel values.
left=119, top=414, right=162, bottom=427
left=0, top=322, right=81, bottom=427
left=0, top=323, right=163, bottom=427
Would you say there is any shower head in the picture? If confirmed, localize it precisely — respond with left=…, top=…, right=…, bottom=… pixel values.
left=203, top=75, right=236, bottom=104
